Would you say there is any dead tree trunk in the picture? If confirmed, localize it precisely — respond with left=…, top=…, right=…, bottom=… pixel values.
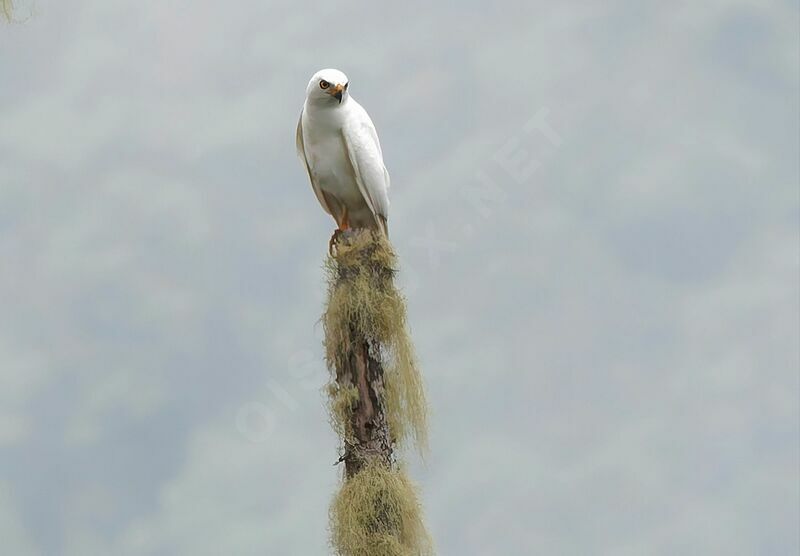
left=327, top=229, right=397, bottom=476
left=336, top=332, right=394, bottom=476
left=324, top=229, right=433, bottom=555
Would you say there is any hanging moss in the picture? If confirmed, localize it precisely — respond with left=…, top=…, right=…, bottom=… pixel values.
left=330, top=461, right=433, bottom=556
left=323, top=230, right=433, bottom=554
left=323, top=230, right=428, bottom=452
left=327, top=381, right=360, bottom=445
left=1, top=0, right=12, bottom=21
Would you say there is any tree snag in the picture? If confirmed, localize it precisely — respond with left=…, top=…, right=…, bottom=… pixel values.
left=323, top=229, right=433, bottom=555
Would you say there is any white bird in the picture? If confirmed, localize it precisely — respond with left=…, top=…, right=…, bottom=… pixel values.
left=296, top=68, right=390, bottom=239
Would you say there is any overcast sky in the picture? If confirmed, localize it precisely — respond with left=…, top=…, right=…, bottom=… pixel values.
left=1, top=1, right=798, bottom=554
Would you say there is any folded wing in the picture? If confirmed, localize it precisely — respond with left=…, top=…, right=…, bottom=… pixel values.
left=341, top=106, right=390, bottom=234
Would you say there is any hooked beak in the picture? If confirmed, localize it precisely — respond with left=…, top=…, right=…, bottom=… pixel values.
left=332, top=83, right=344, bottom=103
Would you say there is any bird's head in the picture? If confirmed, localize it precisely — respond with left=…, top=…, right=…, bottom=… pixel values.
left=305, top=68, right=350, bottom=105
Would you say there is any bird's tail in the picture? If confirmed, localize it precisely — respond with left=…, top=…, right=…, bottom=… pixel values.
left=377, top=215, right=389, bottom=239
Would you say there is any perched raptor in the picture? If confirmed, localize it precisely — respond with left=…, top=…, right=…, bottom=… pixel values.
left=296, top=68, right=390, bottom=240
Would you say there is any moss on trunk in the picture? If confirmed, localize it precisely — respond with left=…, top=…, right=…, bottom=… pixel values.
left=324, top=229, right=433, bottom=555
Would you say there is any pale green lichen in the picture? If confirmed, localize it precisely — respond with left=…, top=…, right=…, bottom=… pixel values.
left=324, top=231, right=432, bottom=555
left=327, top=381, right=360, bottom=445
left=330, top=461, right=433, bottom=556
left=323, top=230, right=428, bottom=452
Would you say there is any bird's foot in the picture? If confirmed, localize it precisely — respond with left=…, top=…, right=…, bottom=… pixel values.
left=329, top=229, right=343, bottom=256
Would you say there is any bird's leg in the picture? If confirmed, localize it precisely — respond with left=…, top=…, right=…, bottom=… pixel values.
left=328, top=208, right=351, bottom=256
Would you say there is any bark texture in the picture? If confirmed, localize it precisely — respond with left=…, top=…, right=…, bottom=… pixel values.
left=328, top=230, right=396, bottom=476
left=324, top=229, right=433, bottom=555
left=337, top=334, right=394, bottom=476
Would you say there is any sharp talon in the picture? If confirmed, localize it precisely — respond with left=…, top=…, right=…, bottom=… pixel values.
left=329, top=228, right=343, bottom=256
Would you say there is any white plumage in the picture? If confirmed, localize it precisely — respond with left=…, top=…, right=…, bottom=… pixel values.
left=296, top=68, right=390, bottom=236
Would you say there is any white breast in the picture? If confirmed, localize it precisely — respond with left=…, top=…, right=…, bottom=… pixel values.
left=302, top=108, right=364, bottom=208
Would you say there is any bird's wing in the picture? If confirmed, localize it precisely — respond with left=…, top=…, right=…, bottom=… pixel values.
left=341, top=104, right=390, bottom=231
left=296, top=110, right=333, bottom=216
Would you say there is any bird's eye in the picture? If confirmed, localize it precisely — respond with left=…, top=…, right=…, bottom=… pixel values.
left=319, top=80, right=329, bottom=89
left=344, top=82, right=349, bottom=90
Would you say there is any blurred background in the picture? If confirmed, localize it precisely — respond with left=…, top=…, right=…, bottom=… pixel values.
left=0, top=1, right=798, bottom=554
